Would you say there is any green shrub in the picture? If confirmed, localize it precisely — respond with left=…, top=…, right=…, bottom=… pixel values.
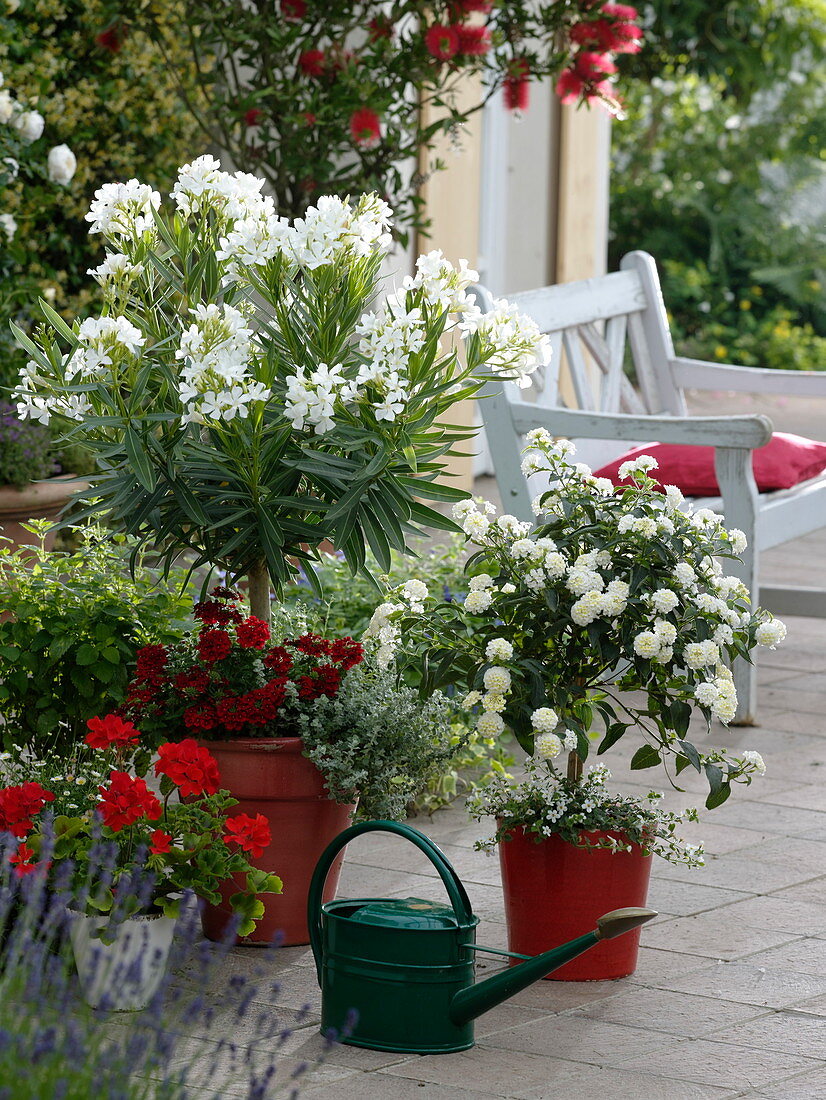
left=0, top=518, right=194, bottom=754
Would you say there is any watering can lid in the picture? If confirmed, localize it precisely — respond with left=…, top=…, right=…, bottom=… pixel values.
left=347, top=897, right=461, bottom=930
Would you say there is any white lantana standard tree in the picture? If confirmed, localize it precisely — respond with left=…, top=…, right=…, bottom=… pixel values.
left=369, top=432, right=785, bottom=811
left=13, top=155, right=548, bottom=622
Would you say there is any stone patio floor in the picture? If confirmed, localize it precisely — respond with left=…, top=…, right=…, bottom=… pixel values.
left=172, top=391, right=826, bottom=1099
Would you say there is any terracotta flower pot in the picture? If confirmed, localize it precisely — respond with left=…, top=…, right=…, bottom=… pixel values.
left=0, top=474, right=86, bottom=552
left=498, top=825, right=652, bottom=981
left=200, top=737, right=355, bottom=947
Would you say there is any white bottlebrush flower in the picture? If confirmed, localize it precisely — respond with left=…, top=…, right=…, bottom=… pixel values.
left=463, top=295, right=550, bottom=388
left=650, top=588, right=679, bottom=614
left=531, top=707, right=558, bottom=732
left=483, top=666, right=512, bottom=694
left=755, top=619, right=787, bottom=648
left=477, top=710, right=505, bottom=738
left=633, top=631, right=660, bottom=658
left=485, top=637, right=513, bottom=662
left=534, top=731, right=562, bottom=760
left=46, top=144, right=77, bottom=185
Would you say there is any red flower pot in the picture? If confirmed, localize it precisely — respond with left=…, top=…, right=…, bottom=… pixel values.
left=200, top=737, right=355, bottom=946
left=498, top=826, right=652, bottom=980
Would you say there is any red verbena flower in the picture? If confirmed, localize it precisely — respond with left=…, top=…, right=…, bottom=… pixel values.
left=349, top=107, right=381, bottom=148
left=135, top=644, right=168, bottom=684
left=154, top=739, right=221, bottom=798
left=457, top=25, right=492, bottom=56
left=223, top=813, right=271, bottom=859
left=198, top=628, right=233, bottom=664
left=183, top=702, right=218, bottom=731
left=263, top=646, right=293, bottom=674
left=0, top=782, right=55, bottom=838
left=149, top=829, right=172, bottom=855
left=425, top=23, right=460, bottom=61
left=327, top=637, right=364, bottom=670
left=236, top=616, right=271, bottom=650
left=175, top=667, right=211, bottom=695
left=281, top=0, right=305, bottom=20
left=299, top=49, right=325, bottom=76
left=85, top=714, right=141, bottom=751
left=97, top=772, right=161, bottom=832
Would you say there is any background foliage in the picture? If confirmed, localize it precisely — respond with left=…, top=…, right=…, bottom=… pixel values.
left=611, top=0, right=826, bottom=369
left=0, top=0, right=204, bottom=394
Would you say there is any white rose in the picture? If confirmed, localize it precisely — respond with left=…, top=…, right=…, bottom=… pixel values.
left=12, top=109, right=45, bottom=143
left=0, top=212, right=17, bottom=241
left=47, top=144, right=77, bottom=185
left=0, top=90, right=13, bottom=124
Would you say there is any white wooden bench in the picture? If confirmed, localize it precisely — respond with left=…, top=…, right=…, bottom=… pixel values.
left=474, top=250, right=826, bottom=724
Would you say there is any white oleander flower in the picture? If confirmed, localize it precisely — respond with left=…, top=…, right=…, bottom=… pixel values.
left=634, top=631, right=660, bottom=658
left=485, top=638, right=513, bottom=662
left=477, top=710, right=505, bottom=738
left=650, top=588, right=679, bottom=614
left=46, top=144, right=77, bottom=185
left=531, top=707, right=558, bottom=733
left=741, top=750, right=766, bottom=775
left=755, top=619, right=787, bottom=648
left=88, top=252, right=144, bottom=284
left=86, top=179, right=161, bottom=237
left=483, top=666, right=512, bottom=693
left=534, top=731, right=562, bottom=760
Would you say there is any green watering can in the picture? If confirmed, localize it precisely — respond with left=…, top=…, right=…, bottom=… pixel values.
left=308, top=820, right=657, bottom=1054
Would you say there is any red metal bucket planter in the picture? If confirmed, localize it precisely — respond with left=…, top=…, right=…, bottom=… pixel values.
left=200, top=737, right=355, bottom=946
left=498, top=826, right=653, bottom=980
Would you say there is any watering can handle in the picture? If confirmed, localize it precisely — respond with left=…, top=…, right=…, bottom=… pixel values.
left=308, top=819, right=475, bottom=978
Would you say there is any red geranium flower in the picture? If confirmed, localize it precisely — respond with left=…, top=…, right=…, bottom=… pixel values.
left=236, top=616, right=271, bottom=649
left=198, top=628, right=233, bottom=664
left=425, top=23, right=460, bottom=61
left=97, top=772, right=161, bottom=832
left=299, top=49, right=325, bottom=76
left=85, top=714, right=141, bottom=751
left=149, top=829, right=172, bottom=855
left=350, top=108, right=381, bottom=148
left=223, top=813, right=271, bottom=859
left=154, top=739, right=220, bottom=798
left=0, top=782, right=55, bottom=838
left=9, top=842, right=39, bottom=877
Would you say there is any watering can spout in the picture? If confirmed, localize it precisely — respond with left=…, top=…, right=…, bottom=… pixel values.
left=449, top=907, right=657, bottom=1026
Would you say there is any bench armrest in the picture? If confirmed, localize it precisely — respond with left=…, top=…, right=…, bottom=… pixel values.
left=671, top=356, right=826, bottom=398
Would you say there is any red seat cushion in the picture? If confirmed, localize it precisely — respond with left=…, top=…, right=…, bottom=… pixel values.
left=593, top=433, right=826, bottom=496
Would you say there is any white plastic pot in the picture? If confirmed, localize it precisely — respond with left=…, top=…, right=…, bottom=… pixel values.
left=70, top=912, right=177, bottom=1010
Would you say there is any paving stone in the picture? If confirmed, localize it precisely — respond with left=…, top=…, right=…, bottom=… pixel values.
left=519, top=1063, right=740, bottom=1099
left=645, top=877, right=752, bottom=917
left=715, top=893, right=826, bottom=937
left=625, top=945, right=714, bottom=987
left=299, top=1074, right=505, bottom=1099
left=480, top=1012, right=677, bottom=1064
left=746, top=1066, right=826, bottom=1099
left=705, top=1007, right=826, bottom=1058
left=569, top=986, right=763, bottom=1037
left=640, top=911, right=798, bottom=961
left=769, top=876, right=826, bottom=907
left=736, top=935, right=826, bottom=976
left=652, top=851, right=818, bottom=893
left=657, top=961, right=826, bottom=1010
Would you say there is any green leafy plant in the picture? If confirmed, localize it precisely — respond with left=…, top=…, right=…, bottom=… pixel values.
left=102, top=0, right=643, bottom=239
left=0, top=399, right=57, bottom=487
left=0, top=718, right=281, bottom=933
left=13, top=159, right=550, bottom=622
left=0, top=518, right=194, bottom=753
left=370, top=432, right=786, bottom=849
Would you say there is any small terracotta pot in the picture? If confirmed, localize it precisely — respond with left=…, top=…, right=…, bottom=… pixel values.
left=498, top=826, right=652, bottom=981
left=0, top=474, right=86, bottom=552
left=200, top=737, right=355, bottom=947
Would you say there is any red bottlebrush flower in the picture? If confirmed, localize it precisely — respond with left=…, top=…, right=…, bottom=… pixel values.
left=281, top=0, right=306, bottom=20
left=299, top=49, right=325, bottom=76
left=0, top=782, right=55, bottom=838
left=263, top=646, right=293, bottom=674
left=575, top=51, right=618, bottom=78
left=97, top=771, right=161, bottom=832
left=85, top=714, right=141, bottom=751
left=149, top=829, right=172, bottom=855
left=327, top=637, right=364, bottom=670
left=302, top=111, right=317, bottom=127
left=236, top=616, right=271, bottom=650
left=135, top=644, right=168, bottom=683
left=571, top=16, right=642, bottom=54
left=457, top=25, right=492, bottom=56
left=244, top=107, right=263, bottom=127
left=504, top=58, right=530, bottom=112
left=154, top=739, right=221, bottom=798
left=555, top=68, right=585, bottom=104
left=367, top=15, right=393, bottom=41
left=557, top=51, right=617, bottom=106
left=349, top=107, right=381, bottom=148
left=9, top=842, right=38, bottom=877
left=95, top=21, right=128, bottom=53
left=425, top=23, right=460, bottom=62
left=451, top=0, right=493, bottom=12
left=198, top=628, right=233, bottom=664
left=602, top=2, right=639, bottom=19
left=223, top=813, right=271, bottom=859
left=183, top=702, right=218, bottom=731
